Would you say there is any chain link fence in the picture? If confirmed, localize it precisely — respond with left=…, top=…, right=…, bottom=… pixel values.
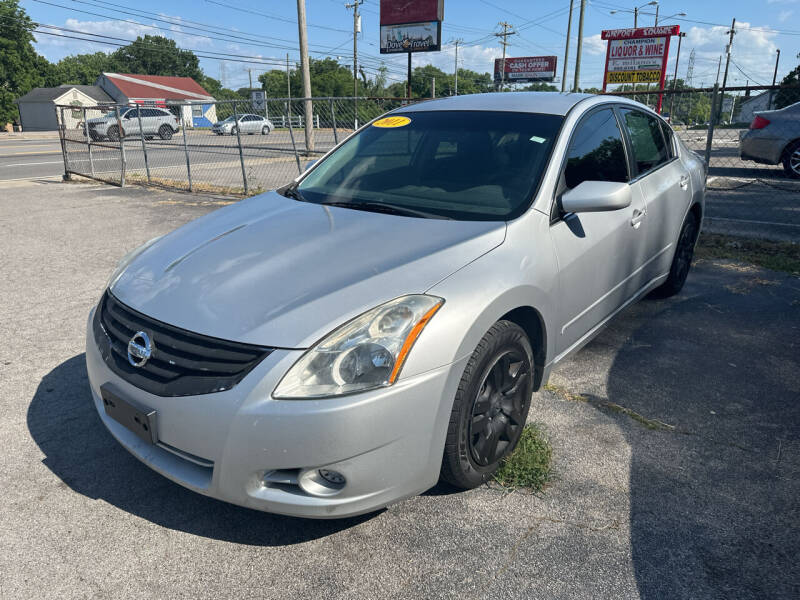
left=57, top=89, right=799, bottom=242
left=56, top=97, right=414, bottom=195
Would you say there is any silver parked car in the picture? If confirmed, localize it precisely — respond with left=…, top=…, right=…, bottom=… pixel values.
left=739, top=101, right=800, bottom=178
left=86, top=107, right=180, bottom=141
left=211, top=114, right=274, bottom=135
left=86, top=92, right=705, bottom=518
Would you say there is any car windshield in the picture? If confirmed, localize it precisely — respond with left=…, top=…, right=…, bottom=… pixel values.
left=295, top=110, right=563, bottom=221
left=105, top=108, right=130, bottom=118
left=221, top=115, right=238, bottom=122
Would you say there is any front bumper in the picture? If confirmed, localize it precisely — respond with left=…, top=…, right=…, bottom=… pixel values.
left=85, top=308, right=465, bottom=518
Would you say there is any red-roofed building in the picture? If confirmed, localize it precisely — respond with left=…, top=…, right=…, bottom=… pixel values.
left=96, top=73, right=217, bottom=127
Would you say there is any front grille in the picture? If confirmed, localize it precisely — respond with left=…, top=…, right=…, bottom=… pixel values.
left=93, top=291, right=273, bottom=397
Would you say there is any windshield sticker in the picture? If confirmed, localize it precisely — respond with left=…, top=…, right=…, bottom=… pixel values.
left=529, top=135, right=546, bottom=143
left=373, top=116, right=411, bottom=128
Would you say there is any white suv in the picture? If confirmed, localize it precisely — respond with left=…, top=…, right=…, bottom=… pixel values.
left=86, top=107, right=181, bottom=141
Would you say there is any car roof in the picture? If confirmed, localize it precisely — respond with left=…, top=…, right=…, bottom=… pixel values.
left=396, top=91, right=597, bottom=116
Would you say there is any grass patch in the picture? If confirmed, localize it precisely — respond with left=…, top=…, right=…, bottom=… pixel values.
left=493, top=423, right=553, bottom=491
left=695, top=233, right=800, bottom=275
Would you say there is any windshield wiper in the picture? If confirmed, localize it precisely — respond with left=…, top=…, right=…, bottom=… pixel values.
left=281, top=184, right=307, bottom=202
left=319, top=200, right=452, bottom=220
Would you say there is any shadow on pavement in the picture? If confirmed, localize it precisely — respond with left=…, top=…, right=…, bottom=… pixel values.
left=582, top=263, right=800, bottom=598
left=27, top=354, right=376, bottom=546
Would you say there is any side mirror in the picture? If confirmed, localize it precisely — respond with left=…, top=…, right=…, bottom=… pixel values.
left=304, top=159, right=317, bottom=171
left=560, top=181, right=631, bottom=214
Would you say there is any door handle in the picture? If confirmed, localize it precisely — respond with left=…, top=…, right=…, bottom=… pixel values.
left=679, top=175, right=690, bottom=189
left=631, top=208, right=646, bottom=229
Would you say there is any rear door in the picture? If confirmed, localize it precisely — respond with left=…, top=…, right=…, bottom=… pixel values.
left=618, top=108, right=691, bottom=278
left=550, top=107, right=650, bottom=357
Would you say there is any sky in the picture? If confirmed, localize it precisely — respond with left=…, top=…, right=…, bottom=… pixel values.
left=20, top=0, right=800, bottom=92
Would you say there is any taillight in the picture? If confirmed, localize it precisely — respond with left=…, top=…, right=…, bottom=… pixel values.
left=750, top=115, right=770, bottom=130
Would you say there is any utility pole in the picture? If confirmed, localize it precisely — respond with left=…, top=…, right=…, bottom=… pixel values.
left=345, top=0, right=362, bottom=127
left=668, top=32, right=686, bottom=121
left=248, top=69, right=253, bottom=90
left=495, top=22, right=516, bottom=91
left=296, top=0, right=314, bottom=152
left=561, top=0, right=574, bottom=92
left=634, top=7, right=638, bottom=28
left=452, top=39, right=463, bottom=95
left=432, top=77, right=436, bottom=98
left=770, top=49, right=781, bottom=109
left=573, top=0, right=586, bottom=92
left=717, top=18, right=735, bottom=123
left=286, top=53, right=292, bottom=122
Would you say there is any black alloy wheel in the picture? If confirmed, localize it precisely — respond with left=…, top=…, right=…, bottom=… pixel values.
left=650, top=212, right=699, bottom=298
left=469, top=350, right=529, bottom=467
left=441, top=320, right=534, bottom=489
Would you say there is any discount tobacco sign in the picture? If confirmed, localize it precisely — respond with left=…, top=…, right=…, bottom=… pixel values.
left=601, top=25, right=679, bottom=111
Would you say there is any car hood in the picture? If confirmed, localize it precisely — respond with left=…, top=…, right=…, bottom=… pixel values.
left=110, top=192, right=506, bottom=348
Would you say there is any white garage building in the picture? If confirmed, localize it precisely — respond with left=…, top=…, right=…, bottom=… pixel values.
left=14, top=85, right=114, bottom=131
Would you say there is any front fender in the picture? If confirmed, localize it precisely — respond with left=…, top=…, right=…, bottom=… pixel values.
left=400, top=213, right=559, bottom=381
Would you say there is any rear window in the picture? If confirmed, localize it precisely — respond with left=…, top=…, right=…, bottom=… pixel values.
left=296, top=110, right=563, bottom=221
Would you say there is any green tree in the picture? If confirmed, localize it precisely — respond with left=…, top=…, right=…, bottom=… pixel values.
left=46, top=52, right=114, bottom=86
left=774, top=53, right=800, bottom=109
left=0, top=0, right=51, bottom=124
left=109, top=35, right=203, bottom=79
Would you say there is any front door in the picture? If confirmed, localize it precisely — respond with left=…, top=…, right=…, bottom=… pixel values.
left=550, top=107, right=650, bottom=358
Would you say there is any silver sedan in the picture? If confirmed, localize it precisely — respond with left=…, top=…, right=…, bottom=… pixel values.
left=740, top=101, right=800, bottom=178
left=86, top=92, right=705, bottom=518
left=211, top=113, right=274, bottom=135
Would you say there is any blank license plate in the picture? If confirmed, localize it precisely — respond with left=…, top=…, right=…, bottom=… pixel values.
left=101, top=386, right=158, bottom=445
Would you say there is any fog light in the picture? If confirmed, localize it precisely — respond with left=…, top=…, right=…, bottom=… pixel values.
left=318, top=469, right=346, bottom=485
left=298, top=467, right=347, bottom=497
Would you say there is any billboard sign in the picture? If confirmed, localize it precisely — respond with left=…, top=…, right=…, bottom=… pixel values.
left=380, top=0, right=443, bottom=26
left=601, top=25, right=679, bottom=113
left=493, top=56, right=557, bottom=83
left=380, top=21, right=441, bottom=54
left=604, top=37, right=667, bottom=85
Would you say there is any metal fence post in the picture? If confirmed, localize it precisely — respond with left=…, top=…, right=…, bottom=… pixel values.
left=330, top=98, right=339, bottom=145
left=703, top=84, right=719, bottom=177
left=233, top=101, right=249, bottom=195
left=181, top=107, right=193, bottom=192
left=82, top=106, right=95, bottom=176
left=136, top=107, right=151, bottom=183
left=286, top=101, right=302, bottom=174
left=57, top=106, right=71, bottom=181
left=115, top=106, right=126, bottom=187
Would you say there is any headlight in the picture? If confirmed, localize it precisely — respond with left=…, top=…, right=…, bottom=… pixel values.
left=273, top=295, right=443, bottom=399
left=106, top=235, right=163, bottom=290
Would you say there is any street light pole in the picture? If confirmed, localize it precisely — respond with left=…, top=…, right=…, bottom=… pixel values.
left=296, top=0, right=314, bottom=152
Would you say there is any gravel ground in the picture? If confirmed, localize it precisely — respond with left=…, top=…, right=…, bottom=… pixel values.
left=1, top=180, right=798, bottom=599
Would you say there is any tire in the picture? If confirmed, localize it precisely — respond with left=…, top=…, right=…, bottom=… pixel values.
left=650, top=211, right=700, bottom=299
left=231, top=126, right=238, bottom=136
left=158, top=124, right=173, bottom=140
left=106, top=126, right=121, bottom=141
left=440, top=320, right=534, bottom=489
left=261, top=125, right=271, bottom=135
left=782, top=140, right=800, bottom=179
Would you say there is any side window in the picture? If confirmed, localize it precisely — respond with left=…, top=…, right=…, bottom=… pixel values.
left=563, top=108, right=629, bottom=190
left=659, top=120, right=675, bottom=159
left=620, top=109, right=669, bottom=175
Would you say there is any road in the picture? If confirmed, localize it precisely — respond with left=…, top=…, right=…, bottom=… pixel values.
left=0, top=137, right=64, bottom=181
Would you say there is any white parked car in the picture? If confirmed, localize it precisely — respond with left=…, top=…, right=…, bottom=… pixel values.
left=212, top=114, right=274, bottom=135
left=86, top=107, right=180, bottom=141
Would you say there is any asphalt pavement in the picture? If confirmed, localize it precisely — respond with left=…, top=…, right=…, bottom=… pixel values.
left=1, top=180, right=798, bottom=599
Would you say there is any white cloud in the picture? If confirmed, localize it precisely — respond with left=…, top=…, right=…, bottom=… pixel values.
left=583, top=34, right=606, bottom=56
left=33, top=17, right=211, bottom=61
